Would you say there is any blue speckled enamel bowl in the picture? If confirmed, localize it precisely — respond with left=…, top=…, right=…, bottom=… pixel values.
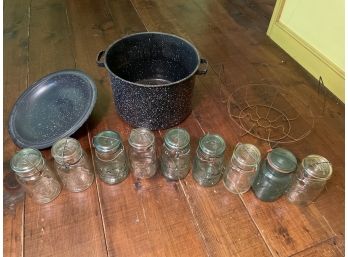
left=97, top=32, right=207, bottom=130
left=8, top=70, right=97, bottom=149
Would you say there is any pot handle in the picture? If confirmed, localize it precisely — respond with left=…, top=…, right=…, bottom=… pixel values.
left=196, top=59, right=208, bottom=75
left=96, top=50, right=105, bottom=67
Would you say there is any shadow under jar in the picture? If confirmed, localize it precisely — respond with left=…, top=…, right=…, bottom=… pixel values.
left=160, top=128, right=191, bottom=180
left=223, top=143, right=261, bottom=194
left=128, top=128, right=157, bottom=179
left=93, top=130, right=129, bottom=185
left=193, top=134, right=226, bottom=187
left=252, top=148, right=297, bottom=202
left=286, top=154, right=332, bottom=206
left=51, top=137, right=94, bottom=192
left=10, top=148, right=61, bottom=204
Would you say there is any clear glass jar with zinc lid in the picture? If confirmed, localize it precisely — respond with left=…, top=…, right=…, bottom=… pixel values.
left=51, top=137, right=94, bottom=192
left=223, top=143, right=261, bottom=194
left=160, top=128, right=191, bottom=180
left=193, top=133, right=226, bottom=187
left=10, top=148, right=61, bottom=204
left=128, top=128, right=157, bottom=179
left=252, top=147, right=297, bottom=202
left=93, top=130, right=129, bottom=185
left=286, top=154, right=332, bottom=206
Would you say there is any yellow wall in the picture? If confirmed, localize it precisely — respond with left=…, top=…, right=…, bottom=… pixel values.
left=279, top=0, right=344, bottom=70
left=267, top=0, right=345, bottom=102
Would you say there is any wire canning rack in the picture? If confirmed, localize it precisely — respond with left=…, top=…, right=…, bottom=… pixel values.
left=218, top=74, right=316, bottom=147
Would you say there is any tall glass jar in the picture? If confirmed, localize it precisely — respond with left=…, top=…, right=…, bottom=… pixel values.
left=128, top=128, right=157, bottom=179
left=92, top=130, right=129, bottom=184
left=193, top=133, right=226, bottom=187
left=223, top=143, right=261, bottom=194
left=160, top=128, right=191, bottom=180
left=286, top=155, right=332, bottom=205
left=10, top=148, right=61, bottom=204
left=252, top=148, right=297, bottom=202
left=52, top=137, right=94, bottom=192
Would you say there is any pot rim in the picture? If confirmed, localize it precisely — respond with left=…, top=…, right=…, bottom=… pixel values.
left=103, top=31, right=202, bottom=88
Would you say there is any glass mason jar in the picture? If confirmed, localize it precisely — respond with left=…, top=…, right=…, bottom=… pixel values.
left=51, top=137, right=94, bottom=192
left=193, top=133, right=226, bottom=187
left=128, top=128, right=157, bottom=179
left=286, top=155, right=332, bottom=206
left=92, top=130, right=129, bottom=185
left=223, top=143, right=261, bottom=194
left=10, top=148, right=61, bottom=204
left=160, top=128, right=191, bottom=180
left=252, top=148, right=297, bottom=202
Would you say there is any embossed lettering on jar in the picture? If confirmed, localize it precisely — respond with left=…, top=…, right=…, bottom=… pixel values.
left=52, top=137, right=94, bottom=192
left=286, top=155, right=332, bottom=206
left=193, top=134, right=226, bottom=187
left=128, top=128, right=157, bottom=179
left=93, top=130, right=129, bottom=184
left=10, top=148, right=61, bottom=204
left=161, top=128, right=191, bottom=180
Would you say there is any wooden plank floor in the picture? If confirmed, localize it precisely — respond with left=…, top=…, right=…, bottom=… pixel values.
left=4, top=0, right=344, bottom=256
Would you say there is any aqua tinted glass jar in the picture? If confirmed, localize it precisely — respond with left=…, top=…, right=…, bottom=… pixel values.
left=252, top=148, right=297, bottom=202
left=286, top=155, right=332, bottom=206
left=160, top=128, right=191, bottom=180
left=193, top=133, right=226, bottom=187
left=93, top=130, right=129, bottom=184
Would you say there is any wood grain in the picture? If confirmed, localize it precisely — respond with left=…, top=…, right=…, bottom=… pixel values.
left=22, top=0, right=107, bottom=256
left=291, top=239, right=343, bottom=257
left=3, top=0, right=31, bottom=255
left=130, top=0, right=343, bottom=256
left=64, top=0, right=211, bottom=256
left=3, top=0, right=344, bottom=256
left=129, top=0, right=275, bottom=255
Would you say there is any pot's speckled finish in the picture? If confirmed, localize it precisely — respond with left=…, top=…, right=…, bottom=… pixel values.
left=110, top=75, right=195, bottom=130
left=98, top=32, right=206, bottom=130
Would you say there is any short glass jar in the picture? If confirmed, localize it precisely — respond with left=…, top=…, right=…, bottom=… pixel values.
left=52, top=137, right=94, bottom=192
left=193, top=133, right=226, bottom=187
left=286, top=155, right=332, bottom=206
left=160, top=128, right=191, bottom=180
left=223, top=143, right=261, bottom=194
left=128, top=128, right=157, bottom=179
left=93, top=130, right=129, bottom=184
left=10, top=148, right=61, bottom=204
left=252, top=148, right=297, bottom=202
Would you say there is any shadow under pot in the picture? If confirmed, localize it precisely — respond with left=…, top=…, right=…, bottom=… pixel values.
left=97, top=32, right=208, bottom=130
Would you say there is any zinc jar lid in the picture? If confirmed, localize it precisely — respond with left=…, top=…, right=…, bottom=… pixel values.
left=10, top=148, right=43, bottom=173
left=164, top=128, right=190, bottom=150
left=266, top=147, right=297, bottom=173
left=303, top=154, right=332, bottom=180
left=93, top=130, right=121, bottom=153
left=233, top=143, right=261, bottom=168
left=199, top=133, right=226, bottom=157
left=51, top=137, right=82, bottom=165
left=128, top=128, right=155, bottom=149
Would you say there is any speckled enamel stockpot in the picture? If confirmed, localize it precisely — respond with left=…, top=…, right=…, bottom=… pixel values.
left=97, top=32, right=207, bottom=130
